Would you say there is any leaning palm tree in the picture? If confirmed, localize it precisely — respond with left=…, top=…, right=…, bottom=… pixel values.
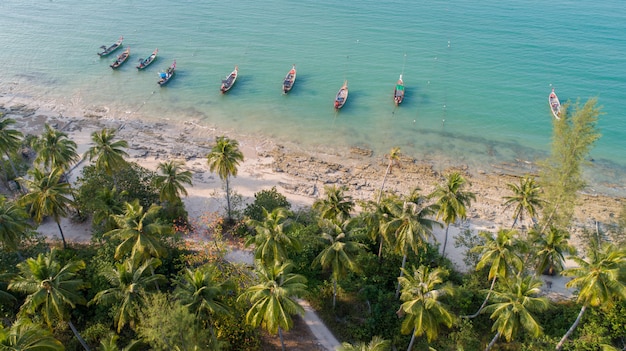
left=8, top=250, right=90, bottom=350
left=529, top=226, right=576, bottom=277
left=556, top=240, right=626, bottom=350
left=155, top=160, right=193, bottom=205
left=89, top=257, right=165, bottom=333
left=312, top=218, right=366, bottom=308
left=84, top=128, right=129, bottom=176
left=31, top=124, right=79, bottom=173
left=237, top=260, right=307, bottom=351
left=105, top=199, right=171, bottom=261
left=206, top=136, right=244, bottom=223
left=313, top=185, right=355, bottom=224
left=383, top=190, right=440, bottom=298
left=18, top=167, right=75, bottom=249
left=464, top=229, right=523, bottom=318
left=0, top=317, right=64, bottom=351
left=0, top=195, right=32, bottom=253
left=0, top=114, right=24, bottom=182
left=397, top=265, right=454, bottom=351
left=429, top=172, right=475, bottom=258
left=245, top=207, right=301, bottom=265
left=502, top=175, right=545, bottom=229
left=378, top=147, right=401, bottom=204
left=483, top=275, right=550, bottom=351
left=337, top=336, right=390, bottom=351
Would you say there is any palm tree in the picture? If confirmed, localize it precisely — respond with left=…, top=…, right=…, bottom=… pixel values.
left=313, top=185, right=354, bottom=224
left=483, top=275, right=550, bottom=351
left=155, top=160, right=193, bottom=204
left=383, top=190, right=440, bottom=298
left=312, top=219, right=366, bottom=308
left=556, top=240, right=626, bottom=350
left=106, top=199, right=171, bottom=261
left=464, top=229, right=523, bottom=318
left=89, top=257, right=165, bottom=333
left=0, top=195, right=32, bottom=253
left=98, top=334, right=141, bottom=351
left=360, top=195, right=394, bottom=259
left=502, top=175, right=545, bottom=229
left=245, top=207, right=301, bottom=265
left=429, top=172, right=475, bottom=258
left=529, top=226, right=576, bottom=276
left=91, top=187, right=124, bottom=232
left=397, top=265, right=454, bottom=351
left=0, top=114, right=24, bottom=182
left=206, top=136, right=244, bottom=223
left=8, top=250, right=90, bottom=350
left=337, top=336, right=390, bottom=351
left=378, top=147, right=401, bottom=204
left=237, top=261, right=307, bottom=351
left=18, top=167, right=75, bottom=249
left=31, top=124, right=79, bottom=173
left=174, top=265, right=234, bottom=324
left=0, top=317, right=64, bottom=351
left=84, top=128, right=129, bottom=176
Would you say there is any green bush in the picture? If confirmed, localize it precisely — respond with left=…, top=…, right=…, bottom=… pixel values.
left=243, top=186, right=290, bottom=222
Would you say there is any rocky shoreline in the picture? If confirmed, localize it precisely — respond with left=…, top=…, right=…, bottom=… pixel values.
left=1, top=95, right=623, bottom=239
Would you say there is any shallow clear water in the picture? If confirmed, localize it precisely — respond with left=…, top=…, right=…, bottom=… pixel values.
left=1, top=0, right=624, bottom=193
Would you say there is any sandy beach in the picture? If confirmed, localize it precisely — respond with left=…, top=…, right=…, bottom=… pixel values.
left=1, top=92, right=624, bottom=300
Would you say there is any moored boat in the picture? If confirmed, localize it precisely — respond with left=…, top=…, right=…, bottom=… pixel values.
left=137, top=48, right=158, bottom=70
left=394, top=74, right=405, bottom=105
left=283, top=64, right=297, bottom=93
left=110, top=48, right=130, bottom=69
left=334, top=80, right=349, bottom=109
left=98, top=36, right=123, bottom=57
left=158, top=60, right=176, bottom=86
left=220, top=66, right=238, bottom=93
left=549, top=88, right=561, bottom=119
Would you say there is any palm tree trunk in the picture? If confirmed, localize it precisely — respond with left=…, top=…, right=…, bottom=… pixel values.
left=556, top=305, right=587, bottom=350
left=441, top=224, right=450, bottom=258
left=4, top=151, right=20, bottom=192
left=463, top=275, right=497, bottom=318
left=150, top=265, right=161, bottom=291
left=225, top=176, right=232, bottom=223
left=395, top=254, right=407, bottom=299
left=485, top=331, right=500, bottom=351
left=332, top=278, right=337, bottom=309
left=510, top=208, right=521, bottom=229
left=377, top=162, right=392, bottom=204
left=278, top=326, right=286, bottom=351
left=406, top=327, right=417, bottom=351
left=56, top=221, right=67, bottom=249
left=68, top=320, right=91, bottom=351
left=378, top=235, right=384, bottom=259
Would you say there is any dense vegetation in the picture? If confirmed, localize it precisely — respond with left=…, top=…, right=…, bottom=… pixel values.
left=1, top=99, right=625, bottom=351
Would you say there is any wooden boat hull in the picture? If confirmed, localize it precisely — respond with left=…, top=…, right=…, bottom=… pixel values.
left=110, top=48, right=130, bottom=69
left=221, top=66, right=238, bottom=93
left=549, top=88, right=561, bottom=119
left=283, top=65, right=297, bottom=93
left=137, top=49, right=158, bottom=70
left=394, top=74, right=405, bottom=105
left=98, top=36, right=123, bottom=57
left=334, top=80, right=349, bottom=109
left=158, top=60, right=176, bottom=86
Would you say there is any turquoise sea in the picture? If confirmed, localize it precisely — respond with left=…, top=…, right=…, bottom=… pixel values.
left=1, top=0, right=624, bottom=194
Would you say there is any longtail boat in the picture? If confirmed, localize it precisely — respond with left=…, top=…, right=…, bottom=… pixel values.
left=137, top=48, right=158, bottom=70
left=98, top=36, right=123, bottom=57
left=334, top=80, right=349, bottom=109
